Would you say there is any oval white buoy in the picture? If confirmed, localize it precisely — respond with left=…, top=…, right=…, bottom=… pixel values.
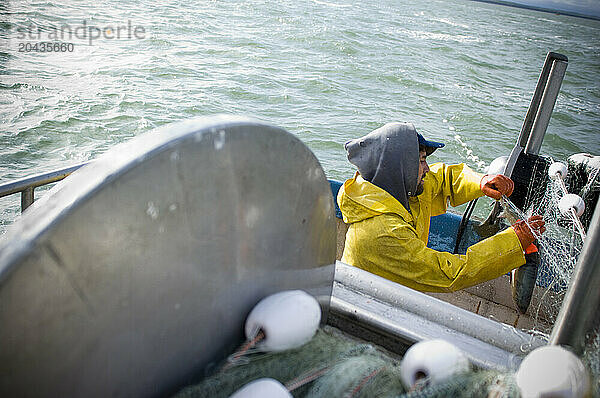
left=229, top=378, right=292, bottom=398
left=245, top=290, right=321, bottom=352
left=558, top=194, right=585, bottom=217
left=399, top=339, right=470, bottom=389
left=486, top=156, right=509, bottom=176
left=516, top=346, right=590, bottom=398
left=568, top=153, right=600, bottom=172
left=549, top=162, right=568, bottom=180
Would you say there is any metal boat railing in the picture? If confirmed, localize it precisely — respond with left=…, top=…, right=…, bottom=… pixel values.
left=0, top=162, right=88, bottom=212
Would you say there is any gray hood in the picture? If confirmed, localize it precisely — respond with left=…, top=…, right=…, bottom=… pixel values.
left=345, top=122, right=419, bottom=212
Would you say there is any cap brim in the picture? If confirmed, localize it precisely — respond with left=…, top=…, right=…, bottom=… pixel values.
left=417, top=132, right=445, bottom=155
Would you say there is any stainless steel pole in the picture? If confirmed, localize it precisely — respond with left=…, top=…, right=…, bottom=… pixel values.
left=525, top=59, right=568, bottom=155
left=503, top=52, right=568, bottom=176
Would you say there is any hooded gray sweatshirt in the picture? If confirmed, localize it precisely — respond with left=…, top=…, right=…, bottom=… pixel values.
left=344, top=122, right=419, bottom=212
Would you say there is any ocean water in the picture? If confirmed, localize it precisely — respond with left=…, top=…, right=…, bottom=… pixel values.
left=1, top=0, right=599, bottom=233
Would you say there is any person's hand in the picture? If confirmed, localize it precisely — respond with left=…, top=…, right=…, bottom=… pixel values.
left=512, top=216, right=546, bottom=250
left=480, top=174, right=514, bottom=200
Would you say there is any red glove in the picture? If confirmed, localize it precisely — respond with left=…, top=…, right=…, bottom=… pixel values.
left=512, top=216, right=546, bottom=250
left=480, top=174, right=514, bottom=200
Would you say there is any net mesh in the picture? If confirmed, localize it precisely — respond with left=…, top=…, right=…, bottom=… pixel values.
left=583, top=330, right=600, bottom=398
left=172, top=326, right=406, bottom=398
left=500, top=155, right=598, bottom=332
left=400, top=371, right=520, bottom=398
left=500, top=155, right=600, bottom=391
left=501, top=182, right=579, bottom=327
left=172, top=326, right=525, bottom=398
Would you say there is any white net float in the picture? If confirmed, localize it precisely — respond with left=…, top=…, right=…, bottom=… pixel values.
left=229, top=378, right=292, bottom=398
left=558, top=193, right=585, bottom=217
left=245, top=290, right=321, bottom=352
left=399, top=339, right=470, bottom=389
left=516, top=345, right=590, bottom=398
left=568, top=153, right=600, bottom=171
left=486, top=155, right=508, bottom=176
left=548, top=162, right=568, bottom=180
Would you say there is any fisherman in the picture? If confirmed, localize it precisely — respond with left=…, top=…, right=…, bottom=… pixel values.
left=337, top=122, right=546, bottom=292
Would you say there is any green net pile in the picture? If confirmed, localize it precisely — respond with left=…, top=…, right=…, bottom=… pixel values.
left=173, top=326, right=522, bottom=398
left=173, top=326, right=404, bottom=398
left=401, top=371, right=519, bottom=398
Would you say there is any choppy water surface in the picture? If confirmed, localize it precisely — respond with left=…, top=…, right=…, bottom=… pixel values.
left=1, top=0, right=599, bottom=232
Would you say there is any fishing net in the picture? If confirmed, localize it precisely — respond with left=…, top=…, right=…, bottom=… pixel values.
left=400, top=370, right=520, bottom=398
left=583, top=330, right=600, bottom=398
left=500, top=154, right=598, bottom=332
left=172, top=326, right=406, bottom=398
left=501, top=183, right=578, bottom=327
left=172, top=326, right=526, bottom=398
left=500, top=155, right=600, bottom=393
left=304, top=354, right=403, bottom=398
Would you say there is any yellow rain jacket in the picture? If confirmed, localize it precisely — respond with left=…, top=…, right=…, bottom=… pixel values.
left=338, top=163, right=526, bottom=292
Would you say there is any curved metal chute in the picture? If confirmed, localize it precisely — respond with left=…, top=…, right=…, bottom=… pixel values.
left=0, top=115, right=336, bottom=397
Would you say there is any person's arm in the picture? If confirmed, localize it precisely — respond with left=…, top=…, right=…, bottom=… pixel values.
left=426, top=163, right=484, bottom=216
left=358, top=214, right=526, bottom=293
left=426, top=163, right=515, bottom=216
